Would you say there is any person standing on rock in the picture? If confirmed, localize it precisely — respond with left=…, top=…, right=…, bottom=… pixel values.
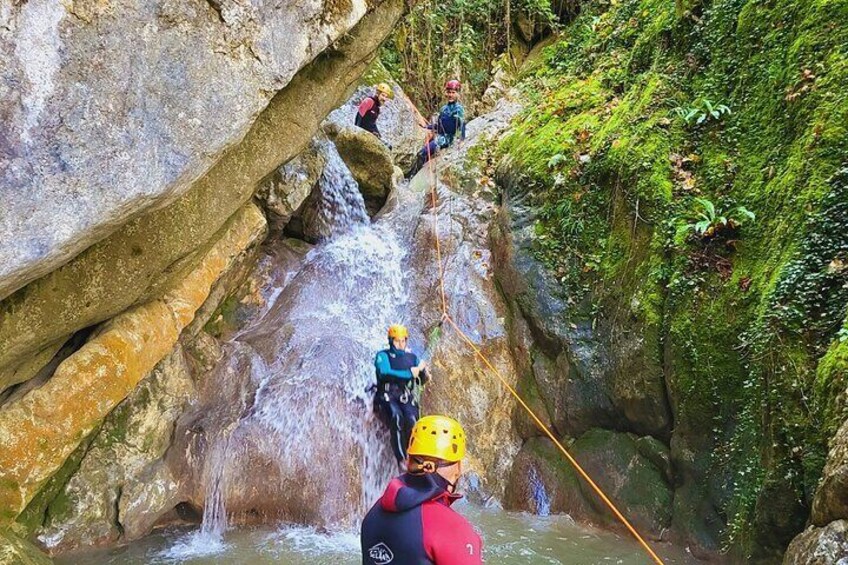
left=373, top=324, right=429, bottom=465
left=406, top=79, right=466, bottom=178
left=361, top=414, right=483, bottom=564
left=355, top=82, right=394, bottom=141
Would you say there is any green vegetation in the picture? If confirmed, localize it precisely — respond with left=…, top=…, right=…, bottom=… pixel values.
left=674, top=197, right=755, bottom=242
left=674, top=99, right=731, bottom=126
left=496, top=0, right=848, bottom=557
left=380, top=0, right=563, bottom=111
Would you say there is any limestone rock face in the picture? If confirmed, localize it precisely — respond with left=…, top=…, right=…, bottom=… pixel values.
left=783, top=521, right=848, bottom=565
left=324, top=123, right=398, bottom=215
left=256, top=143, right=327, bottom=232
left=0, top=529, right=51, bottom=565
left=0, top=0, right=406, bottom=390
left=0, top=203, right=267, bottom=525
left=34, top=346, right=195, bottom=553
left=812, top=419, right=848, bottom=526
left=0, top=0, right=376, bottom=300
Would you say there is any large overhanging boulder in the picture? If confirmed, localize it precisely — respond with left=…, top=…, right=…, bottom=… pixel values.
left=0, top=0, right=407, bottom=388
left=0, top=0, right=378, bottom=300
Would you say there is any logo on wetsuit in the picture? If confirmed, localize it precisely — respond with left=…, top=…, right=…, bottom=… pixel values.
left=368, top=542, right=394, bottom=564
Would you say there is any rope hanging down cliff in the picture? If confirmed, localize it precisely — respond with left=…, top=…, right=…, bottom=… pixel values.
left=421, top=143, right=666, bottom=565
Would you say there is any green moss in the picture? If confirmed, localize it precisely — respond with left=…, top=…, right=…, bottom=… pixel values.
left=496, top=0, right=848, bottom=555
left=203, top=293, right=243, bottom=338
left=815, top=315, right=848, bottom=438
left=0, top=528, right=52, bottom=565
left=15, top=429, right=99, bottom=536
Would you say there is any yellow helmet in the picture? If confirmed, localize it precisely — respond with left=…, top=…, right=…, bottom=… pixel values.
left=376, top=82, right=394, bottom=99
left=408, top=415, right=466, bottom=463
left=387, top=324, right=408, bottom=340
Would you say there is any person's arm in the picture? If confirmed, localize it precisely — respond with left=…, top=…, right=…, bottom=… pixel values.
left=375, top=351, right=413, bottom=381
left=455, top=105, right=466, bottom=141
left=422, top=503, right=483, bottom=564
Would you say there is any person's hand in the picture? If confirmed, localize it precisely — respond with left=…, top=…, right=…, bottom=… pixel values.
left=411, top=366, right=422, bottom=378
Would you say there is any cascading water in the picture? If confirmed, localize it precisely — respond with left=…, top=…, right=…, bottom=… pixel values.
left=528, top=467, right=551, bottom=517
left=166, top=137, right=416, bottom=559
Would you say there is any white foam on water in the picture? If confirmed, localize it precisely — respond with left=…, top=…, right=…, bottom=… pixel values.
left=262, top=525, right=360, bottom=557
left=157, top=529, right=230, bottom=562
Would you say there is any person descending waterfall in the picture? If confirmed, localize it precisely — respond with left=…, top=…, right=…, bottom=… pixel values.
left=361, top=415, right=483, bottom=564
left=355, top=82, right=393, bottom=141
left=373, top=324, right=429, bottom=465
left=406, top=79, right=466, bottom=178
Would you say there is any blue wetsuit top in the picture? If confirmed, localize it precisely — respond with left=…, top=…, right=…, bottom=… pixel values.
left=375, top=345, right=419, bottom=385
left=428, top=101, right=466, bottom=149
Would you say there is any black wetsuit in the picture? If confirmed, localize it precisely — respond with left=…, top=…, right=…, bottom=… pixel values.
left=355, top=95, right=382, bottom=137
left=373, top=346, right=426, bottom=463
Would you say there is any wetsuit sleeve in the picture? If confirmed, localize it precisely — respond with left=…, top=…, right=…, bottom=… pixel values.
left=358, top=97, right=375, bottom=117
left=455, top=104, right=466, bottom=140
left=422, top=503, right=483, bottom=564
left=375, top=351, right=413, bottom=381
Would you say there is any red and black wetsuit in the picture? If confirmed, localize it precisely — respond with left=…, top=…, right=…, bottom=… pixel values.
left=361, top=473, right=483, bottom=564
left=355, top=95, right=382, bottom=137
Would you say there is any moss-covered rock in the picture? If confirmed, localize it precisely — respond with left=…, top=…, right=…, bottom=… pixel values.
left=324, top=123, right=397, bottom=215
left=504, top=430, right=673, bottom=540
left=0, top=0, right=407, bottom=388
left=783, top=521, right=848, bottom=565
left=493, top=0, right=848, bottom=556
left=0, top=204, right=266, bottom=526
left=504, top=436, right=594, bottom=518
left=0, top=529, right=51, bottom=565
left=812, top=418, right=848, bottom=527
left=570, top=429, right=673, bottom=539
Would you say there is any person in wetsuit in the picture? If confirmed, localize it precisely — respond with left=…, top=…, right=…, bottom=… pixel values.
left=373, top=324, right=429, bottom=465
left=361, top=414, right=483, bottom=564
left=406, top=79, right=466, bottom=178
left=355, top=82, right=393, bottom=140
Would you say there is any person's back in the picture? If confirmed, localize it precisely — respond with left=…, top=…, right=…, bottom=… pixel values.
left=361, top=473, right=482, bottom=564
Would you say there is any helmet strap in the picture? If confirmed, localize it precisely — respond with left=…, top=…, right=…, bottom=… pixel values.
left=410, top=456, right=455, bottom=474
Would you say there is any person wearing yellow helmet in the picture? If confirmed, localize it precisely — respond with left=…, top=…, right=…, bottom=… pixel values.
left=355, top=82, right=394, bottom=140
left=361, top=415, right=483, bottom=564
left=373, top=324, right=430, bottom=465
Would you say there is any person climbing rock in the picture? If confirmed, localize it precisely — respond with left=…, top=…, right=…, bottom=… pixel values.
left=373, top=324, right=429, bottom=465
left=361, top=414, right=482, bottom=564
left=406, top=79, right=466, bottom=178
left=355, top=82, right=394, bottom=140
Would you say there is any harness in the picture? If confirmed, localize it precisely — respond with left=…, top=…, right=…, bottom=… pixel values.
left=374, top=348, right=422, bottom=405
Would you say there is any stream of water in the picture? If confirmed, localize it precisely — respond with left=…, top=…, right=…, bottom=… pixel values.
left=57, top=504, right=699, bottom=564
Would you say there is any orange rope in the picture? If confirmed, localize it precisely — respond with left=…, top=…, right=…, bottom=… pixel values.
left=425, top=141, right=448, bottom=315
left=421, top=142, right=665, bottom=565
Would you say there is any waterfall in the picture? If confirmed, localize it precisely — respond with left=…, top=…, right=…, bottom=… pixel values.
left=172, top=137, right=418, bottom=557
left=529, top=467, right=551, bottom=517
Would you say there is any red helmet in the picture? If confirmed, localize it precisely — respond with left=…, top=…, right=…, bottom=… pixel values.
left=444, top=79, right=462, bottom=92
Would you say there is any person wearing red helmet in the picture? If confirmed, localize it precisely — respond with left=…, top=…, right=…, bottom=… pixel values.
left=406, top=79, right=466, bottom=178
